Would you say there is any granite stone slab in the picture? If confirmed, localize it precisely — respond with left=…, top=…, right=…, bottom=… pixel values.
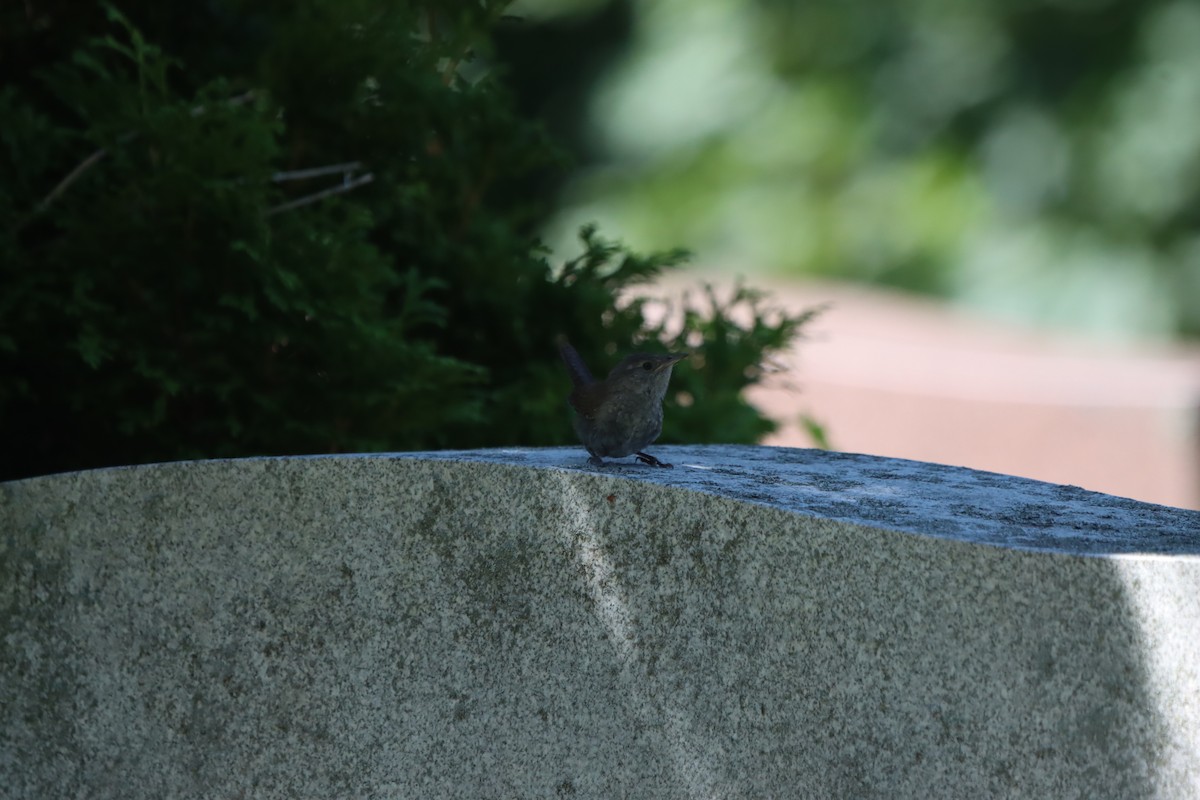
left=2, top=446, right=1198, bottom=798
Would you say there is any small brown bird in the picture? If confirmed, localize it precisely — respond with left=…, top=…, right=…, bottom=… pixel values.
left=557, top=338, right=687, bottom=468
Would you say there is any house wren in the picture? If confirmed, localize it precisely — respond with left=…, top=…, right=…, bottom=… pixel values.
left=557, top=338, right=687, bottom=468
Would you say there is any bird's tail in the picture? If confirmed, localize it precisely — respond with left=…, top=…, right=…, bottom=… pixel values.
left=555, top=335, right=595, bottom=387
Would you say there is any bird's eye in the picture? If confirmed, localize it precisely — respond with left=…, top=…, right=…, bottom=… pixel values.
left=641, top=361, right=653, bottom=371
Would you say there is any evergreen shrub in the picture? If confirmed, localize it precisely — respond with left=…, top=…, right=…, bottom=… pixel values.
left=0, top=1, right=814, bottom=480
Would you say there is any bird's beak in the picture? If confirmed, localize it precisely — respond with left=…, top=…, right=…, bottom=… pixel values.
left=658, top=353, right=688, bottom=370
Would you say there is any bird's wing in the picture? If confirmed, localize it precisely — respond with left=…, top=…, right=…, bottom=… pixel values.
left=568, top=383, right=605, bottom=418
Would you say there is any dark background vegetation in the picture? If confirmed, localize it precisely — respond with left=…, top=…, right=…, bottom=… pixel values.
left=0, top=0, right=808, bottom=481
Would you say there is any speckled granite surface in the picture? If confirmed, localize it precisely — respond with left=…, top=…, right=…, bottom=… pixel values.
left=397, top=445, right=1200, bottom=554
left=2, top=447, right=1198, bottom=798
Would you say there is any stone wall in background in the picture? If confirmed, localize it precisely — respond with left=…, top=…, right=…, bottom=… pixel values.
left=2, top=447, right=1198, bottom=798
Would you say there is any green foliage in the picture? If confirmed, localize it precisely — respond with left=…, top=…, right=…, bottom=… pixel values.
left=798, top=413, right=832, bottom=451
left=654, top=282, right=819, bottom=446
left=520, top=0, right=1200, bottom=340
left=0, top=1, right=812, bottom=481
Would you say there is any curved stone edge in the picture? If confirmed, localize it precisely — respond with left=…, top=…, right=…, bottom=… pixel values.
left=2, top=453, right=1199, bottom=798
left=396, top=445, right=1200, bottom=554
left=6, top=446, right=1199, bottom=557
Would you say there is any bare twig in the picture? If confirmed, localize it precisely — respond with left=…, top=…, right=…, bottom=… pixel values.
left=27, top=131, right=138, bottom=221
left=33, top=149, right=97, bottom=217
left=18, top=85, right=372, bottom=226
left=189, top=89, right=256, bottom=117
left=265, top=173, right=375, bottom=216
left=272, top=162, right=363, bottom=182
left=17, top=90, right=259, bottom=231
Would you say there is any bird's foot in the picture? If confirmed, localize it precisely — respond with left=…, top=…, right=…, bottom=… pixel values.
left=587, top=454, right=605, bottom=467
left=635, top=451, right=673, bottom=468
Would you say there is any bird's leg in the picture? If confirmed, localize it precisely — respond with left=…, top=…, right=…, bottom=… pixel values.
left=635, top=451, right=673, bottom=468
left=587, top=451, right=605, bottom=467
